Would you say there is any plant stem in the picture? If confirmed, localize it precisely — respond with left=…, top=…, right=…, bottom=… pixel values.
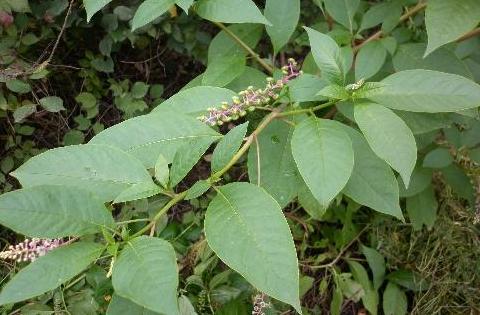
left=212, top=21, right=274, bottom=74
left=456, top=27, right=480, bottom=43
left=353, top=1, right=427, bottom=53
left=278, top=100, right=337, bottom=117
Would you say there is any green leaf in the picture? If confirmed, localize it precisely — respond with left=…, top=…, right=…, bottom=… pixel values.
left=4, top=0, right=30, bottom=12
left=170, top=137, right=214, bottom=187
left=176, top=0, right=194, bottom=13
left=398, top=167, right=433, bottom=198
left=348, top=261, right=378, bottom=315
left=178, top=295, right=197, bottom=315
left=13, top=104, right=36, bottom=123
left=291, top=117, right=354, bottom=207
left=84, top=0, right=113, bottom=22
left=298, top=181, right=327, bottom=220
left=204, top=182, right=301, bottom=312
left=131, top=0, right=175, bottom=30
left=208, top=24, right=263, bottom=60
left=154, top=154, right=170, bottom=188
left=387, top=270, right=429, bottom=291
left=202, top=55, right=246, bottom=87
left=304, top=27, right=346, bottom=85
left=0, top=242, right=103, bottom=305
left=323, top=0, right=360, bottom=32
left=265, top=0, right=300, bottom=53
left=383, top=282, right=407, bottom=315
left=154, top=87, right=236, bottom=117
left=359, top=1, right=400, bottom=33
left=185, top=180, right=211, bottom=200
left=212, top=122, right=248, bottom=173
left=107, top=295, right=159, bottom=315
left=113, top=182, right=163, bottom=204
left=361, top=245, right=385, bottom=290
left=248, top=120, right=300, bottom=207
left=90, top=110, right=222, bottom=167
left=317, top=84, right=349, bottom=100
left=423, top=147, right=453, bottom=168
left=394, top=111, right=454, bottom=135
left=366, top=70, right=480, bottom=112
left=39, top=96, right=65, bottom=113
left=195, top=0, right=270, bottom=25
left=442, top=164, right=475, bottom=202
left=0, top=185, right=114, bottom=238
left=354, top=103, right=417, bottom=187
left=12, top=144, right=154, bottom=202
left=227, top=67, right=268, bottom=92
left=75, top=92, right=97, bottom=109
left=6, top=79, right=31, bottom=94
left=287, top=74, right=328, bottom=102
left=341, top=126, right=403, bottom=220
left=131, top=82, right=149, bottom=99
left=112, top=236, right=179, bottom=314
left=355, top=41, right=387, bottom=81
left=406, top=186, right=438, bottom=231
left=425, top=0, right=480, bottom=56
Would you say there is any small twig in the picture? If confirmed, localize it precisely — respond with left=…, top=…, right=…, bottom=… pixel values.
left=254, top=135, right=261, bottom=187
left=456, top=27, right=480, bottom=43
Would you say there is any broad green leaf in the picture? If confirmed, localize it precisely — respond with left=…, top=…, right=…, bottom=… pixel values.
left=406, top=186, right=438, bottom=231
left=298, top=181, right=327, bottom=220
left=112, top=236, right=179, bottom=315
left=330, top=284, right=343, bottom=315
left=355, top=41, right=387, bottom=81
left=226, top=67, right=268, bottom=92
left=361, top=245, right=385, bottom=290
left=354, top=103, right=417, bottom=187
left=154, top=87, right=236, bottom=117
left=176, top=0, right=194, bottom=13
left=248, top=120, right=300, bottom=207
left=113, top=182, right=163, bottom=204
left=208, top=24, right=263, bottom=60
left=0, top=242, right=103, bottom=305
left=317, top=84, right=349, bottom=100
left=383, top=282, right=407, bottom=315
left=212, top=122, right=248, bottom=173
left=442, top=164, right=475, bottom=202
left=359, top=1, right=400, bottom=33
left=393, top=44, right=472, bottom=78
left=178, top=295, right=197, bottom=315
left=288, top=74, right=328, bottom=102
left=131, top=82, right=149, bottom=99
left=154, top=154, right=170, bottom=188
left=265, top=0, right=300, bottom=53
left=170, top=137, right=214, bottom=187
left=348, top=261, right=378, bottom=315
left=387, top=270, right=429, bottom=292
left=323, top=0, right=360, bottom=33
left=398, top=167, right=433, bottom=198
left=6, top=79, right=31, bottom=94
left=12, top=144, right=153, bottom=202
left=195, top=0, right=270, bottom=25
left=131, top=0, right=175, bottom=30
left=394, top=111, right=454, bottom=135
left=304, top=27, right=346, bottom=85
left=185, top=180, right=211, bottom=200
left=90, top=110, right=222, bottom=167
left=39, top=96, right=65, bottom=112
left=107, top=295, right=159, bottom=315
left=341, top=126, right=403, bottom=220
left=425, top=0, right=480, bottom=56
left=291, top=117, right=354, bottom=207
left=84, top=0, right=112, bottom=22
left=0, top=186, right=114, bottom=238
left=202, top=55, right=246, bottom=87
left=366, top=70, right=480, bottom=113
left=204, top=182, right=301, bottom=312
left=13, top=104, right=36, bottom=123
left=423, top=147, right=453, bottom=168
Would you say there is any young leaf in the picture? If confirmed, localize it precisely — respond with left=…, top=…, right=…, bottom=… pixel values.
left=84, top=0, right=113, bottom=22
left=212, top=122, right=248, bottom=173
left=287, top=74, right=329, bottom=102
left=354, top=103, right=417, bottom=188
left=175, top=0, right=194, bottom=13
left=131, top=0, right=175, bottom=31
left=154, top=86, right=236, bottom=117
left=0, top=186, right=114, bottom=238
left=355, top=41, right=387, bottom=81
left=366, top=70, right=480, bottom=112
left=90, top=110, right=222, bottom=167
left=425, top=0, right=480, bottom=56
left=11, top=144, right=154, bottom=202
left=0, top=242, right=103, bottom=306
left=204, top=182, right=301, bottom=312
left=406, top=186, right=438, bottom=231
left=195, top=0, right=270, bottom=25
left=383, top=282, right=407, bottom=315
left=323, top=0, right=360, bottom=33
left=112, top=236, right=179, bottom=314
left=291, top=117, right=354, bottom=207
left=169, top=137, right=214, bottom=187
left=185, top=180, right=211, bottom=200
left=39, top=96, right=65, bottom=112
left=202, top=55, right=246, bottom=87
left=113, top=182, right=163, bottom=204
left=304, top=27, right=346, bottom=85
left=361, top=245, right=385, bottom=290
left=107, top=294, right=159, bottom=315
left=247, top=120, right=300, bottom=207
left=341, top=126, right=403, bottom=220
left=265, top=0, right=300, bottom=53
left=154, top=154, right=170, bottom=187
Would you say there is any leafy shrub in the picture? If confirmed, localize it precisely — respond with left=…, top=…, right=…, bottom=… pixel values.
left=0, top=0, right=479, bottom=314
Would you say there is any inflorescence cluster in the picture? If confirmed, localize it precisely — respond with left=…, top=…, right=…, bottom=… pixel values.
left=198, top=58, right=302, bottom=126
left=252, top=293, right=270, bottom=315
left=0, top=238, right=65, bottom=262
